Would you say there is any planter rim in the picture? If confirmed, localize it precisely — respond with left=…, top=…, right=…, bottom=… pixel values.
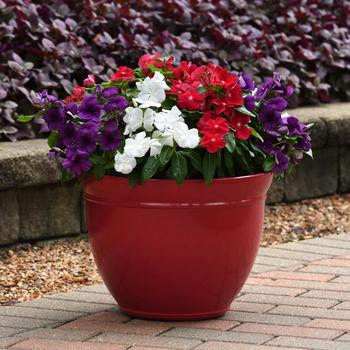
left=85, top=172, right=271, bottom=184
left=83, top=172, right=272, bottom=208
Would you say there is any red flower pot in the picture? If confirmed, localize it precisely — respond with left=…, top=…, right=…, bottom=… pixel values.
left=84, top=173, right=272, bottom=320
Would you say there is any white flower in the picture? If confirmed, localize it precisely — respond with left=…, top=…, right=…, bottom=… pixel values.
left=124, top=131, right=152, bottom=158
left=152, top=130, right=174, bottom=147
left=114, top=152, right=137, bottom=174
left=134, top=72, right=170, bottom=108
left=149, top=138, right=163, bottom=157
left=154, top=106, right=184, bottom=132
left=143, top=108, right=155, bottom=131
left=123, top=107, right=143, bottom=135
left=173, top=123, right=200, bottom=149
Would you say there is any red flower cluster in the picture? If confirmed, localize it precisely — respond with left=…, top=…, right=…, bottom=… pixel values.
left=165, top=59, right=250, bottom=152
left=107, top=53, right=253, bottom=154
left=110, top=66, right=135, bottom=82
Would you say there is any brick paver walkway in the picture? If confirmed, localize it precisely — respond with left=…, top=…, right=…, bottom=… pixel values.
left=2, top=234, right=350, bottom=349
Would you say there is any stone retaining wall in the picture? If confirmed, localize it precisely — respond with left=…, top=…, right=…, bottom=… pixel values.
left=1, top=103, right=349, bottom=246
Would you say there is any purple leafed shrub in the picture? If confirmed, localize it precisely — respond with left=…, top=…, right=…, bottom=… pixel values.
left=0, top=0, right=349, bottom=141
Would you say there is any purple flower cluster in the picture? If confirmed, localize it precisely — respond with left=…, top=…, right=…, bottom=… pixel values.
left=39, top=87, right=128, bottom=175
left=254, top=73, right=312, bottom=173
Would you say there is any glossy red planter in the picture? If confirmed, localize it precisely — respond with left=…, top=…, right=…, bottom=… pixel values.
left=84, top=173, right=272, bottom=320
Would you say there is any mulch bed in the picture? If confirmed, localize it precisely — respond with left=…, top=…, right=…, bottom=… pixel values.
left=1, top=194, right=349, bottom=305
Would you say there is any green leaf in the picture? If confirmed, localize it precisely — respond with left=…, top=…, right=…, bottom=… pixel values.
left=48, top=131, right=59, bottom=148
left=263, top=156, right=276, bottom=172
left=103, top=161, right=115, bottom=170
left=249, top=139, right=267, bottom=158
left=225, top=133, right=236, bottom=153
left=240, top=142, right=255, bottom=158
left=197, top=86, right=207, bottom=94
left=202, top=152, right=218, bottom=185
left=181, top=150, right=202, bottom=172
left=128, top=170, right=140, bottom=187
left=61, top=168, right=74, bottom=182
left=92, top=166, right=106, bottom=180
left=217, top=151, right=226, bottom=178
left=235, top=105, right=256, bottom=118
left=159, top=146, right=174, bottom=165
left=141, top=156, right=160, bottom=183
left=171, top=152, right=187, bottom=184
left=224, top=148, right=234, bottom=169
left=249, top=127, right=264, bottom=142
left=235, top=146, right=253, bottom=174
left=134, top=68, right=145, bottom=78
left=17, top=115, right=35, bottom=123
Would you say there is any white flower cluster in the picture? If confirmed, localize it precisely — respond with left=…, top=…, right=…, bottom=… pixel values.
left=115, top=72, right=200, bottom=175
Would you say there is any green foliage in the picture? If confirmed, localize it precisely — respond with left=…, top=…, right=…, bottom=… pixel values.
left=141, top=156, right=161, bottom=183
left=171, top=152, right=188, bottom=184
left=202, top=153, right=218, bottom=185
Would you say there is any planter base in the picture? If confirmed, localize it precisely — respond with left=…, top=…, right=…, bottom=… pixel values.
left=120, top=306, right=228, bottom=321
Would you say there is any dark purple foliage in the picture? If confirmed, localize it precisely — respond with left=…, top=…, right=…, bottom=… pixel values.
left=1, top=0, right=349, bottom=141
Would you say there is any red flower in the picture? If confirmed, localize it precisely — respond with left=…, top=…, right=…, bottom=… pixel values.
left=110, top=66, right=135, bottom=81
left=73, top=86, right=85, bottom=96
left=172, top=61, right=198, bottom=81
left=212, top=84, right=244, bottom=115
left=64, top=86, right=85, bottom=104
left=138, top=53, right=163, bottom=71
left=229, top=112, right=252, bottom=140
left=207, top=64, right=238, bottom=89
left=226, top=84, right=244, bottom=107
left=200, top=134, right=226, bottom=153
left=178, top=88, right=205, bottom=111
left=201, top=117, right=229, bottom=136
left=83, top=74, right=95, bottom=87
left=197, top=111, right=219, bottom=130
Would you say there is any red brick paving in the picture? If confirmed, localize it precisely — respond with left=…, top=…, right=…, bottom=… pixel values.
left=2, top=233, right=350, bottom=349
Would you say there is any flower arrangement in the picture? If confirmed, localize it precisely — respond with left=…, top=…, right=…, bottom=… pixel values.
left=20, top=54, right=312, bottom=185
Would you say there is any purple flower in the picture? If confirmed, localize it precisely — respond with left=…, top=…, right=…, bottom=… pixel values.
left=33, top=90, right=59, bottom=107
left=244, top=95, right=256, bottom=111
left=77, top=122, right=99, bottom=153
left=60, top=121, right=78, bottom=146
left=64, top=102, right=78, bottom=115
left=48, top=147, right=63, bottom=160
left=272, top=151, right=289, bottom=173
left=268, top=97, right=288, bottom=111
left=102, top=87, right=120, bottom=98
left=254, top=77, right=273, bottom=99
left=283, top=116, right=303, bottom=135
left=63, top=148, right=92, bottom=176
left=78, top=96, right=102, bottom=121
left=238, top=73, right=255, bottom=92
left=276, top=84, right=294, bottom=98
left=259, top=104, right=283, bottom=131
left=104, top=96, right=129, bottom=114
left=296, top=133, right=312, bottom=151
left=44, top=107, right=65, bottom=130
left=99, top=120, right=122, bottom=151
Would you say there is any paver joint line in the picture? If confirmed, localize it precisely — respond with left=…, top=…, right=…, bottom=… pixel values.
left=2, top=234, right=350, bottom=350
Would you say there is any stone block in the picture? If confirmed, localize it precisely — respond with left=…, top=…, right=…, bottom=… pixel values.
left=289, top=102, right=350, bottom=148
left=0, top=190, right=19, bottom=245
left=18, top=182, right=81, bottom=241
left=266, top=178, right=285, bottom=204
left=285, top=148, right=338, bottom=202
left=0, top=139, right=62, bottom=190
left=339, top=147, right=350, bottom=192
